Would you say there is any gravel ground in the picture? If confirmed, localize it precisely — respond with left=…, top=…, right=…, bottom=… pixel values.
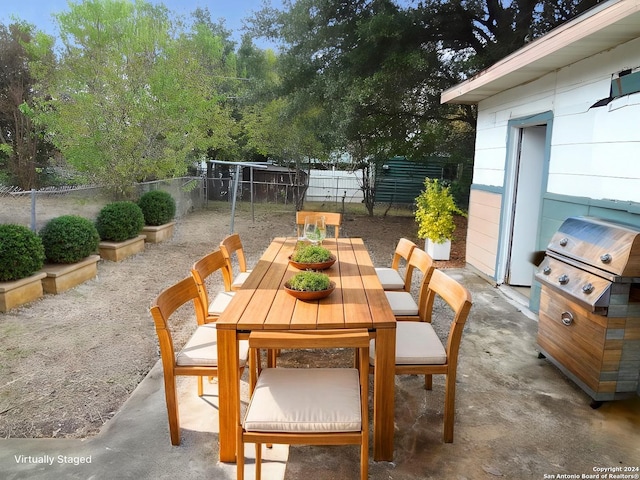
left=0, top=197, right=465, bottom=439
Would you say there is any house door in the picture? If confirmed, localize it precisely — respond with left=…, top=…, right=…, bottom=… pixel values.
left=505, top=125, right=546, bottom=286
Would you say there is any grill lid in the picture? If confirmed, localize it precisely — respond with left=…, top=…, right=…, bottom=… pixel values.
left=547, top=216, right=640, bottom=278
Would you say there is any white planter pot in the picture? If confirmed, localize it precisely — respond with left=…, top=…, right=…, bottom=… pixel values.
left=426, top=238, right=451, bottom=261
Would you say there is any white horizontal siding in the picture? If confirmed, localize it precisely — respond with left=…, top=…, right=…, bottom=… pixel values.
left=473, top=36, right=640, bottom=203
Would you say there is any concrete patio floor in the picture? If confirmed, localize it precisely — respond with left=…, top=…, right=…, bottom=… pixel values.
left=1, top=267, right=638, bottom=480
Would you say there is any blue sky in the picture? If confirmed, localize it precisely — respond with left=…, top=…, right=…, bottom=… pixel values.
left=0, top=0, right=279, bottom=47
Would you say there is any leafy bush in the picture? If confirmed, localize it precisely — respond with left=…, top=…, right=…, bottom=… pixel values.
left=39, top=215, right=100, bottom=264
left=137, top=190, right=176, bottom=226
left=291, top=244, right=332, bottom=263
left=95, top=201, right=145, bottom=242
left=415, top=178, right=466, bottom=243
left=0, top=224, right=45, bottom=282
left=286, top=271, right=331, bottom=291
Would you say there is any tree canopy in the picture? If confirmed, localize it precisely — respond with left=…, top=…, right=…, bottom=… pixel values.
left=0, top=22, right=56, bottom=189
left=0, top=0, right=599, bottom=200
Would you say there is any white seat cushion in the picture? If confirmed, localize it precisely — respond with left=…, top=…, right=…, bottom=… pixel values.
left=208, top=291, right=235, bottom=316
left=375, top=267, right=405, bottom=290
left=176, top=323, right=249, bottom=367
left=243, top=368, right=361, bottom=433
left=385, top=291, right=419, bottom=316
left=231, top=270, right=252, bottom=289
left=369, top=321, right=446, bottom=365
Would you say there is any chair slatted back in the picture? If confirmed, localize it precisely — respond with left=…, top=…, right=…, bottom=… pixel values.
left=191, top=249, right=232, bottom=324
left=296, top=211, right=342, bottom=239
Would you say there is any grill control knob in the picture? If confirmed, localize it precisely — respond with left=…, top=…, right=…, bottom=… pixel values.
left=543, top=266, right=551, bottom=275
left=559, top=238, right=569, bottom=247
left=600, top=253, right=612, bottom=264
left=558, top=274, right=569, bottom=285
left=582, top=283, right=594, bottom=294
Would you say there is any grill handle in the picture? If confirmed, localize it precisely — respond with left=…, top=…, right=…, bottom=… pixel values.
left=561, top=311, right=574, bottom=326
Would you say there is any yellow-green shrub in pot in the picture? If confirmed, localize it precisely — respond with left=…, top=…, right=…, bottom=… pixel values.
left=414, top=178, right=465, bottom=261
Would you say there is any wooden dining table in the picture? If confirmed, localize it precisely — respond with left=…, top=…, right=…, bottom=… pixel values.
left=215, top=236, right=396, bottom=463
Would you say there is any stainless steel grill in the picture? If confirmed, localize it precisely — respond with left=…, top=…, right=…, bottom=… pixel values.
left=535, top=216, right=640, bottom=405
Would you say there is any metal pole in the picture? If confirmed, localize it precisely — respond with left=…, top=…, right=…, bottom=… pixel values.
left=30, top=189, right=36, bottom=232
left=229, top=164, right=241, bottom=234
left=250, top=166, right=255, bottom=222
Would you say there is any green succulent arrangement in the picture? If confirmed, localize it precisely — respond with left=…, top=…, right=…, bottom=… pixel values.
left=414, top=178, right=466, bottom=243
left=39, top=215, right=100, bottom=264
left=291, top=244, right=332, bottom=263
left=286, top=271, right=332, bottom=291
left=95, top=201, right=145, bottom=242
left=137, top=190, right=176, bottom=226
left=0, top=224, right=45, bottom=282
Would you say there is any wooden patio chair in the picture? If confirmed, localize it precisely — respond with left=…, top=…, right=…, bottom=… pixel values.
left=191, top=249, right=235, bottom=324
left=295, top=211, right=342, bottom=239
left=375, top=237, right=417, bottom=291
left=371, top=268, right=473, bottom=443
left=220, top=233, right=252, bottom=291
left=238, top=329, right=370, bottom=480
left=384, top=247, right=435, bottom=321
left=149, top=276, right=249, bottom=446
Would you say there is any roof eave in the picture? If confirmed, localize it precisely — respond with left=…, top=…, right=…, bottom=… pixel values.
left=441, top=0, right=640, bottom=105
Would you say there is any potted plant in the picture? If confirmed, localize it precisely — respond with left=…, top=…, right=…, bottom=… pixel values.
left=414, top=178, right=465, bottom=261
left=289, top=244, right=336, bottom=270
left=138, top=190, right=177, bottom=243
left=284, top=271, right=335, bottom=300
left=39, top=215, right=101, bottom=294
left=96, top=201, right=146, bottom=262
left=0, top=224, right=46, bottom=312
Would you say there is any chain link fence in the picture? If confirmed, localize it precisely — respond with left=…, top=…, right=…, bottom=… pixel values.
left=0, top=178, right=204, bottom=232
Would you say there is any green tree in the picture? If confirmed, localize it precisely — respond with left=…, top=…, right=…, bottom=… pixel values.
left=248, top=0, right=599, bottom=214
left=0, top=22, right=56, bottom=189
left=31, top=0, right=236, bottom=198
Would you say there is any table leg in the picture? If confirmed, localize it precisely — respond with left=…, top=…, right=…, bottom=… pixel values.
left=373, top=326, right=395, bottom=461
left=217, top=328, right=239, bottom=463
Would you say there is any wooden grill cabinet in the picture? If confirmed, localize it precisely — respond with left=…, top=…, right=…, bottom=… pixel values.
left=535, top=216, right=640, bottom=404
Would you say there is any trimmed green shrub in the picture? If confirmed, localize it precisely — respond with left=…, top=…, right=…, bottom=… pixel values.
left=286, top=271, right=331, bottom=291
left=40, top=215, right=100, bottom=264
left=0, top=224, right=45, bottom=282
left=137, top=190, right=176, bottom=226
left=95, top=201, right=145, bottom=242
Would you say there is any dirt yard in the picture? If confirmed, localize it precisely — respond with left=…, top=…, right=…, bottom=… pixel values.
left=0, top=197, right=466, bottom=439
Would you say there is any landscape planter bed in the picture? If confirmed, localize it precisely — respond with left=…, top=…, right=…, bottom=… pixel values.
left=141, top=221, right=175, bottom=243
left=0, top=272, right=47, bottom=312
left=99, top=235, right=146, bottom=262
left=40, top=255, right=101, bottom=294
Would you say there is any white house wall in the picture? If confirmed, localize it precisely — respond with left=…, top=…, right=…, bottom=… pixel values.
left=475, top=36, right=640, bottom=202
left=468, top=35, right=640, bottom=283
